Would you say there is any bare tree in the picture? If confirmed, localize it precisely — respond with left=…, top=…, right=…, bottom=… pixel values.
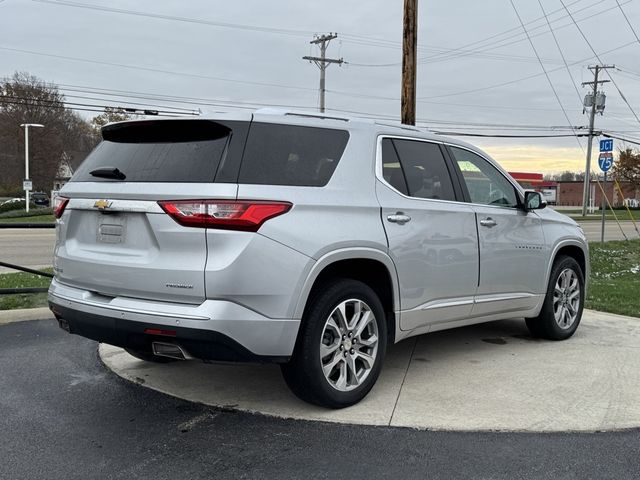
left=0, top=72, right=94, bottom=194
left=613, top=147, right=640, bottom=189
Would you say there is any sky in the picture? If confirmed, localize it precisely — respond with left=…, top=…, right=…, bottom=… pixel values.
left=1, top=0, right=639, bottom=174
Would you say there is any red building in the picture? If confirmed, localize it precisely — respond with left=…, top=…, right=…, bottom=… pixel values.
left=508, top=172, right=638, bottom=207
left=509, top=172, right=558, bottom=205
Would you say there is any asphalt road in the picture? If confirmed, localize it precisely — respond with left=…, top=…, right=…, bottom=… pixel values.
left=578, top=220, right=640, bottom=242
left=2, top=318, right=640, bottom=480
left=0, top=228, right=55, bottom=272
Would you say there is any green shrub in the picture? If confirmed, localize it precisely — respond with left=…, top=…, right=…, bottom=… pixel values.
left=0, top=199, right=29, bottom=214
left=0, top=207, right=53, bottom=218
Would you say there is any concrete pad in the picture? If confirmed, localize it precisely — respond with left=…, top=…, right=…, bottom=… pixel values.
left=100, top=339, right=415, bottom=426
left=100, top=309, right=640, bottom=432
left=0, top=307, right=53, bottom=325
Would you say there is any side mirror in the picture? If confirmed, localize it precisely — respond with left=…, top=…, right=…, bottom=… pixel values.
left=523, top=191, right=546, bottom=211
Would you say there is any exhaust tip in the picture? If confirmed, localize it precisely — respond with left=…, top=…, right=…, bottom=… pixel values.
left=57, top=318, right=71, bottom=333
left=151, top=342, right=191, bottom=360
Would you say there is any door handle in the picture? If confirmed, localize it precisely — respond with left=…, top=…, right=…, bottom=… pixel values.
left=387, top=213, right=411, bottom=225
left=480, top=217, right=497, bottom=228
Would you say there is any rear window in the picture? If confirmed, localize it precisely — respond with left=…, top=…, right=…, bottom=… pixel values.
left=72, top=120, right=236, bottom=183
left=238, top=123, right=349, bottom=186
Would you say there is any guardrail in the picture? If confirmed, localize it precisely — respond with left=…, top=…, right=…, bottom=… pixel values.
left=0, top=223, right=54, bottom=294
left=0, top=223, right=55, bottom=228
left=0, top=260, right=53, bottom=294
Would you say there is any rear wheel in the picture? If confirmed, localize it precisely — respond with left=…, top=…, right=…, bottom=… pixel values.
left=281, top=279, right=387, bottom=408
left=526, top=255, right=584, bottom=340
left=124, top=348, right=177, bottom=363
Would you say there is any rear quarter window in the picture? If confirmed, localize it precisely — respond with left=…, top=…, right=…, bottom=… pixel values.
left=238, top=123, right=349, bottom=186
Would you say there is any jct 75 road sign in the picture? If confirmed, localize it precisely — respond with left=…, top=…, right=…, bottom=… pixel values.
left=599, top=139, right=613, bottom=152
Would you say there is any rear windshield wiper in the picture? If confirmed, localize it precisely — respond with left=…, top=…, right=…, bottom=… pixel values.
left=89, top=167, right=126, bottom=180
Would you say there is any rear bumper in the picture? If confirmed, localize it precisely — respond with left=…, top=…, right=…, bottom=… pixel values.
left=48, top=278, right=299, bottom=362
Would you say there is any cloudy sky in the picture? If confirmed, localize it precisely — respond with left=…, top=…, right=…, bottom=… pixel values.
left=1, top=0, right=639, bottom=173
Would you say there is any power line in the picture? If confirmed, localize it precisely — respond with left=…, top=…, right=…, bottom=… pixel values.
left=509, top=0, right=585, bottom=158
left=614, top=0, right=640, bottom=46
left=49, top=83, right=311, bottom=111
left=32, top=0, right=583, bottom=57
left=537, top=0, right=583, bottom=104
left=414, top=0, right=627, bottom=66
left=0, top=95, right=196, bottom=116
left=31, top=0, right=315, bottom=38
left=0, top=45, right=317, bottom=93
left=58, top=92, right=199, bottom=113
left=345, top=0, right=601, bottom=65
left=417, top=40, right=637, bottom=100
left=602, top=132, right=640, bottom=147
left=617, top=67, right=640, bottom=79
left=559, top=0, right=640, bottom=126
left=33, top=0, right=621, bottom=72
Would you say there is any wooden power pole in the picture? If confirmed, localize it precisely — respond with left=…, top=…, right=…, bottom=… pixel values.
left=303, top=34, right=344, bottom=113
left=580, top=64, right=614, bottom=216
left=401, top=0, right=418, bottom=125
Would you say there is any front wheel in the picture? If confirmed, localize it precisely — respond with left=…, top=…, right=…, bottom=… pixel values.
left=526, top=255, right=585, bottom=340
left=281, top=279, right=387, bottom=408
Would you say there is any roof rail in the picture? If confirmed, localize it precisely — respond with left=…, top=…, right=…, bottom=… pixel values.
left=374, top=120, right=422, bottom=132
left=253, top=107, right=350, bottom=122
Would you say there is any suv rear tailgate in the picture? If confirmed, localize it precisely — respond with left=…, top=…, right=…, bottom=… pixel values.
left=55, top=194, right=212, bottom=304
left=54, top=116, right=250, bottom=304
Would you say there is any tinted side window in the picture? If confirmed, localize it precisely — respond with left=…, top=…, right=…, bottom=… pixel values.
left=391, top=139, right=456, bottom=201
left=72, top=120, right=236, bottom=183
left=381, top=138, right=409, bottom=195
left=450, top=147, right=518, bottom=207
left=238, top=123, right=349, bottom=186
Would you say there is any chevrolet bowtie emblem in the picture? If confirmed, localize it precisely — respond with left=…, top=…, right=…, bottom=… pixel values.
left=94, top=199, right=112, bottom=210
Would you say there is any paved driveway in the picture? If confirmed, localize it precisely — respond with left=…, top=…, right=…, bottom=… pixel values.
left=2, top=318, right=640, bottom=480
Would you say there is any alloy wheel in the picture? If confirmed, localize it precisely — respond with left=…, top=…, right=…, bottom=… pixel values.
left=553, top=268, right=581, bottom=330
left=319, top=299, right=379, bottom=392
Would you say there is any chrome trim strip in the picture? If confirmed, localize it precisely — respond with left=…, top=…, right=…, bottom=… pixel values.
left=418, top=297, right=475, bottom=311
left=473, top=292, right=537, bottom=304
left=404, top=293, right=537, bottom=314
left=67, top=198, right=164, bottom=213
left=50, top=291, right=210, bottom=321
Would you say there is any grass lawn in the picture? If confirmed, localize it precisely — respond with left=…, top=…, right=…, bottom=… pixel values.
left=0, top=243, right=638, bottom=317
left=0, top=214, right=55, bottom=223
left=586, top=239, right=640, bottom=317
left=0, top=268, right=52, bottom=310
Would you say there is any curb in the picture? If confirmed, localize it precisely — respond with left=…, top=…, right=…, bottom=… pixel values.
left=0, top=306, right=54, bottom=325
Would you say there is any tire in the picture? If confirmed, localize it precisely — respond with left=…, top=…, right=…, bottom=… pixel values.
left=525, top=255, right=585, bottom=340
left=281, top=278, right=387, bottom=408
left=124, top=348, right=178, bottom=363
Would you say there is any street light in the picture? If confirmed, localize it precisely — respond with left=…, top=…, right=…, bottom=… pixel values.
left=19, top=123, right=44, bottom=213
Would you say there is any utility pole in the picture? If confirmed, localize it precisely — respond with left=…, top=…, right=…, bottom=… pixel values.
left=581, top=64, right=614, bottom=216
left=401, top=0, right=418, bottom=125
left=303, top=33, right=344, bottom=113
left=19, top=123, right=44, bottom=214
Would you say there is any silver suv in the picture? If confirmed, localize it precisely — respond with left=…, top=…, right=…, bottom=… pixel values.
left=49, top=110, right=589, bottom=408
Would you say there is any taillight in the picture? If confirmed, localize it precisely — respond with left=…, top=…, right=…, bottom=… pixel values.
left=157, top=200, right=292, bottom=231
left=53, top=196, right=69, bottom=219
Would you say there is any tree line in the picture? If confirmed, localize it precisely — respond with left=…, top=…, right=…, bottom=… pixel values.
left=0, top=72, right=131, bottom=196
left=543, top=149, right=640, bottom=189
